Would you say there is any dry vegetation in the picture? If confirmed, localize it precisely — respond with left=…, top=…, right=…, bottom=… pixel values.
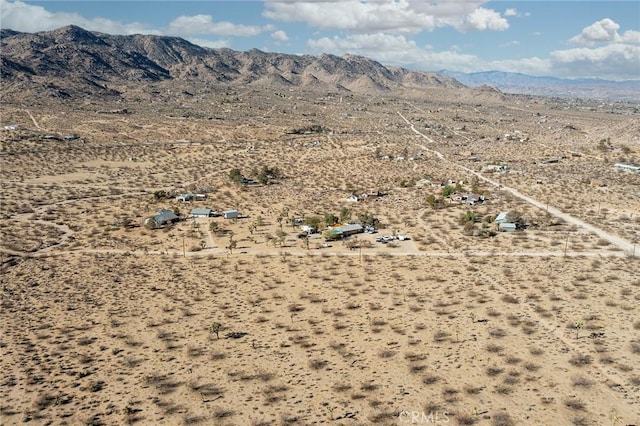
left=1, top=83, right=639, bottom=425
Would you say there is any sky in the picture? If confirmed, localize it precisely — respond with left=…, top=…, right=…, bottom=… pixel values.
left=1, top=0, right=639, bottom=80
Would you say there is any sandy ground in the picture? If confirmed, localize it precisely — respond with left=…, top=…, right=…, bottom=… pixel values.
left=1, top=86, right=639, bottom=425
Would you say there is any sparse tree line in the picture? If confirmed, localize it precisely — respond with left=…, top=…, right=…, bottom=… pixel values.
left=229, top=165, right=283, bottom=185
left=288, top=124, right=330, bottom=135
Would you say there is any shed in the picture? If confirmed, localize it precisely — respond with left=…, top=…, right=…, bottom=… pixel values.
left=176, top=193, right=194, bottom=202
left=499, top=222, right=517, bottom=232
left=191, top=208, right=214, bottom=218
left=223, top=210, right=238, bottom=219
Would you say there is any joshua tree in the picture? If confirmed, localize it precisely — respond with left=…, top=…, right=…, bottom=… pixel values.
left=326, top=406, right=336, bottom=420
left=575, top=321, right=584, bottom=339
left=469, top=312, right=476, bottom=323
left=275, top=229, right=287, bottom=247
left=227, top=231, right=237, bottom=254
left=210, top=322, right=221, bottom=339
left=340, top=207, right=351, bottom=223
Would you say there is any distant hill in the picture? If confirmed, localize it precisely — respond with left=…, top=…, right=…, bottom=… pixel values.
left=0, top=25, right=463, bottom=99
left=438, top=70, right=640, bottom=102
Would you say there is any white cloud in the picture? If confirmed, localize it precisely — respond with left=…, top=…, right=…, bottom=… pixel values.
left=0, top=0, right=157, bottom=34
left=308, top=33, right=417, bottom=54
left=306, top=33, right=483, bottom=72
left=550, top=43, right=640, bottom=80
left=0, top=1, right=270, bottom=39
left=264, top=0, right=508, bottom=34
left=463, top=7, right=508, bottom=31
left=167, top=15, right=272, bottom=37
left=569, top=18, right=640, bottom=47
left=570, top=18, right=621, bottom=45
left=271, top=30, right=289, bottom=42
left=621, top=30, right=640, bottom=44
left=305, top=31, right=640, bottom=80
left=504, top=8, right=518, bottom=17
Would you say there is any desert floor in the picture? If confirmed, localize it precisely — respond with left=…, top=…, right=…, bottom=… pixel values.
left=1, top=85, right=639, bottom=425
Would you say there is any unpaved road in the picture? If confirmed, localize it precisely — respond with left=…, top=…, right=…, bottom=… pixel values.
left=397, top=110, right=636, bottom=255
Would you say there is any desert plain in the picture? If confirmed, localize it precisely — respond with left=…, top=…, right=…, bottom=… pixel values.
left=1, top=83, right=639, bottom=426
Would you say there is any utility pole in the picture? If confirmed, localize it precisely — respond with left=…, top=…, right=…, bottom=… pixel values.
left=183, top=237, right=186, bottom=257
left=564, top=233, right=569, bottom=258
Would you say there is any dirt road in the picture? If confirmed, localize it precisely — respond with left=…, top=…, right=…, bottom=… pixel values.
left=397, top=110, right=636, bottom=255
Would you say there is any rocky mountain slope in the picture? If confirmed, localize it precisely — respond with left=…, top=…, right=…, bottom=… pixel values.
left=0, top=25, right=462, bottom=100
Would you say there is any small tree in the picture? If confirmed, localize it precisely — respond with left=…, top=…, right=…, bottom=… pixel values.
left=575, top=321, right=583, bottom=339
left=229, top=168, right=244, bottom=185
left=305, top=215, right=322, bottom=231
left=441, top=185, right=455, bottom=198
left=257, top=167, right=269, bottom=184
left=209, top=221, right=219, bottom=232
left=426, top=194, right=443, bottom=210
left=357, top=211, right=379, bottom=227
left=339, top=207, right=351, bottom=223
left=227, top=231, right=237, bottom=254
left=324, top=213, right=339, bottom=227
left=459, top=210, right=477, bottom=225
left=275, top=229, right=287, bottom=247
left=153, top=190, right=167, bottom=201
left=210, top=322, right=221, bottom=339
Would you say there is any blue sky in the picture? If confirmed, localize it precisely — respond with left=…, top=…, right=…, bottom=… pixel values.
left=1, top=1, right=639, bottom=80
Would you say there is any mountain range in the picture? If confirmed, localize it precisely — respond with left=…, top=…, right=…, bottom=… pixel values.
left=1, top=25, right=637, bottom=102
left=438, top=70, right=640, bottom=103
left=0, top=25, right=462, bottom=100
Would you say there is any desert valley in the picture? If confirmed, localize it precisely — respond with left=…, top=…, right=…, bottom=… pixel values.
left=1, top=26, right=639, bottom=426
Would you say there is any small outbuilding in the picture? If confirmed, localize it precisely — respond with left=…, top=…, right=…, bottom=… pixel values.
left=499, top=222, right=517, bottom=232
left=223, top=209, right=238, bottom=219
left=191, top=208, right=215, bottom=218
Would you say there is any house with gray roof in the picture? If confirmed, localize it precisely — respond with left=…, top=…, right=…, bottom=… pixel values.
left=144, top=209, right=179, bottom=228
